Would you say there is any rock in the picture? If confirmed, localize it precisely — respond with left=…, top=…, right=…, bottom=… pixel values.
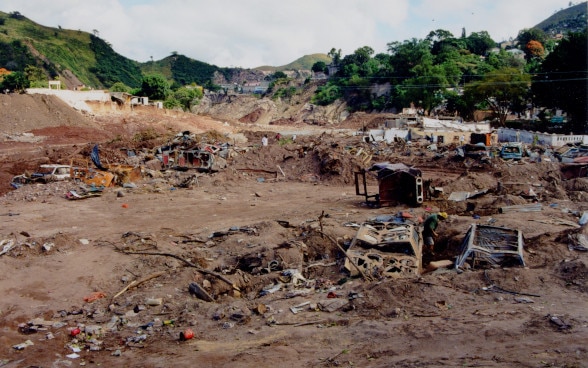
left=318, top=298, right=348, bottom=313
left=145, top=298, right=162, bottom=306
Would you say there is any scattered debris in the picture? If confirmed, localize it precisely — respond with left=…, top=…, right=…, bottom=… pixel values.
left=84, top=291, right=107, bottom=303
left=548, top=314, right=571, bottom=330
left=499, top=203, right=542, bottom=213
left=189, top=282, right=214, bottom=302
left=0, top=239, right=15, bottom=256
left=568, top=233, right=588, bottom=251
left=12, top=340, right=34, bottom=350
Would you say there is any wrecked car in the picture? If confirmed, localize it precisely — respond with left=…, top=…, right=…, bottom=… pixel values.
left=500, top=142, right=523, bottom=160
left=165, top=149, right=227, bottom=172
left=457, top=143, right=490, bottom=160
left=11, top=164, right=71, bottom=188
left=345, top=221, right=423, bottom=278
left=30, top=164, right=71, bottom=182
left=455, top=224, right=525, bottom=271
left=556, top=144, right=588, bottom=163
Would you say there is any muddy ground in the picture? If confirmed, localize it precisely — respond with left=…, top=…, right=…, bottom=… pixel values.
left=0, top=94, right=587, bottom=368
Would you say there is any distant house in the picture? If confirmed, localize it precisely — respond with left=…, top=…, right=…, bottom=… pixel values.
left=498, top=40, right=515, bottom=49
left=241, top=81, right=270, bottom=94
left=327, top=63, right=339, bottom=77
left=506, top=48, right=525, bottom=60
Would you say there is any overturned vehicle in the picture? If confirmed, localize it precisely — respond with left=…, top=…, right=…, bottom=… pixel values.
left=345, top=220, right=423, bottom=279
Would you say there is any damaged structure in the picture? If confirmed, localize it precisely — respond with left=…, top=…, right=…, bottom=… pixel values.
left=355, top=162, right=424, bottom=207
left=455, top=224, right=525, bottom=271
left=345, top=220, right=423, bottom=278
left=157, top=131, right=228, bottom=172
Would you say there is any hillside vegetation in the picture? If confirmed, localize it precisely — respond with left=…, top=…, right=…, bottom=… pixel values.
left=534, top=1, right=587, bottom=35
left=0, top=10, right=330, bottom=90
left=255, top=53, right=332, bottom=72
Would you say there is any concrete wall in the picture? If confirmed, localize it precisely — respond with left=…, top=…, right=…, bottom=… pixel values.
left=27, top=88, right=110, bottom=112
left=366, top=128, right=409, bottom=143
left=498, top=128, right=588, bottom=147
left=422, top=117, right=491, bottom=133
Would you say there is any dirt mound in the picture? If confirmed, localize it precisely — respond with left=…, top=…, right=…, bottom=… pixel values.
left=0, top=94, right=95, bottom=135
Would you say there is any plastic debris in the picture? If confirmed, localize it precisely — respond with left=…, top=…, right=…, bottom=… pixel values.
left=290, top=301, right=310, bottom=314
left=13, top=340, right=34, bottom=350
left=84, top=291, right=107, bottom=303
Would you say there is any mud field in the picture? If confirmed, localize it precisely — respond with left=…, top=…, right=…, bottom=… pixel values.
left=0, top=94, right=587, bottom=368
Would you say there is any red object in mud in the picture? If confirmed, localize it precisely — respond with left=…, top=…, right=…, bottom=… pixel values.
left=70, top=327, right=81, bottom=336
left=180, top=328, right=194, bottom=341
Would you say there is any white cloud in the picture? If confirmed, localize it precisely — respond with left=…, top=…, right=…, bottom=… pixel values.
left=0, top=0, right=573, bottom=68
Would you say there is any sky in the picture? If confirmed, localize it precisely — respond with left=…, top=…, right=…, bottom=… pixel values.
left=0, top=0, right=577, bottom=68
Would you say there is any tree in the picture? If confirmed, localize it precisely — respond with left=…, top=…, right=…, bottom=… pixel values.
left=387, top=38, right=432, bottom=78
left=311, top=83, right=341, bottom=105
left=352, top=46, right=374, bottom=65
left=387, top=38, right=449, bottom=112
left=9, top=11, right=24, bottom=20
left=327, top=48, right=342, bottom=65
left=465, top=67, right=531, bottom=126
left=311, top=61, right=327, bottom=73
left=426, top=29, right=454, bottom=44
left=526, top=40, right=545, bottom=58
left=517, top=28, right=547, bottom=49
left=272, top=71, right=287, bottom=80
left=165, top=86, right=203, bottom=111
left=445, top=90, right=476, bottom=120
left=24, top=65, right=46, bottom=86
left=1, top=71, right=30, bottom=93
left=465, top=31, right=496, bottom=55
left=141, top=74, right=170, bottom=100
left=109, top=82, right=131, bottom=93
left=485, top=49, right=525, bottom=71
left=532, top=30, right=588, bottom=133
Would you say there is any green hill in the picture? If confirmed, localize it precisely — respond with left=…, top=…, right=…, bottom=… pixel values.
left=534, top=2, right=587, bottom=35
left=255, top=53, right=331, bottom=72
left=0, top=10, right=325, bottom=90
left=0, top=10, right=143, bottom=88
left=0, top=10, right=232, bottom=89
left=138, top=54, right=231, bottom=87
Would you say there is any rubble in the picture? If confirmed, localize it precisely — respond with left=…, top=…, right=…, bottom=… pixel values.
left=0, top=95, right=587, bottom=367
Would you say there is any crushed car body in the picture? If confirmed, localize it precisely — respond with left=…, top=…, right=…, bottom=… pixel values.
left=455, top=224, right=525, bottom=271
left=11, top=164, right=71, bottom=188
left=157, top=131, right=229, bottom=172
left=500, top=142, right=523, bottom=160
left=345, top=220, right=423, bottom=278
